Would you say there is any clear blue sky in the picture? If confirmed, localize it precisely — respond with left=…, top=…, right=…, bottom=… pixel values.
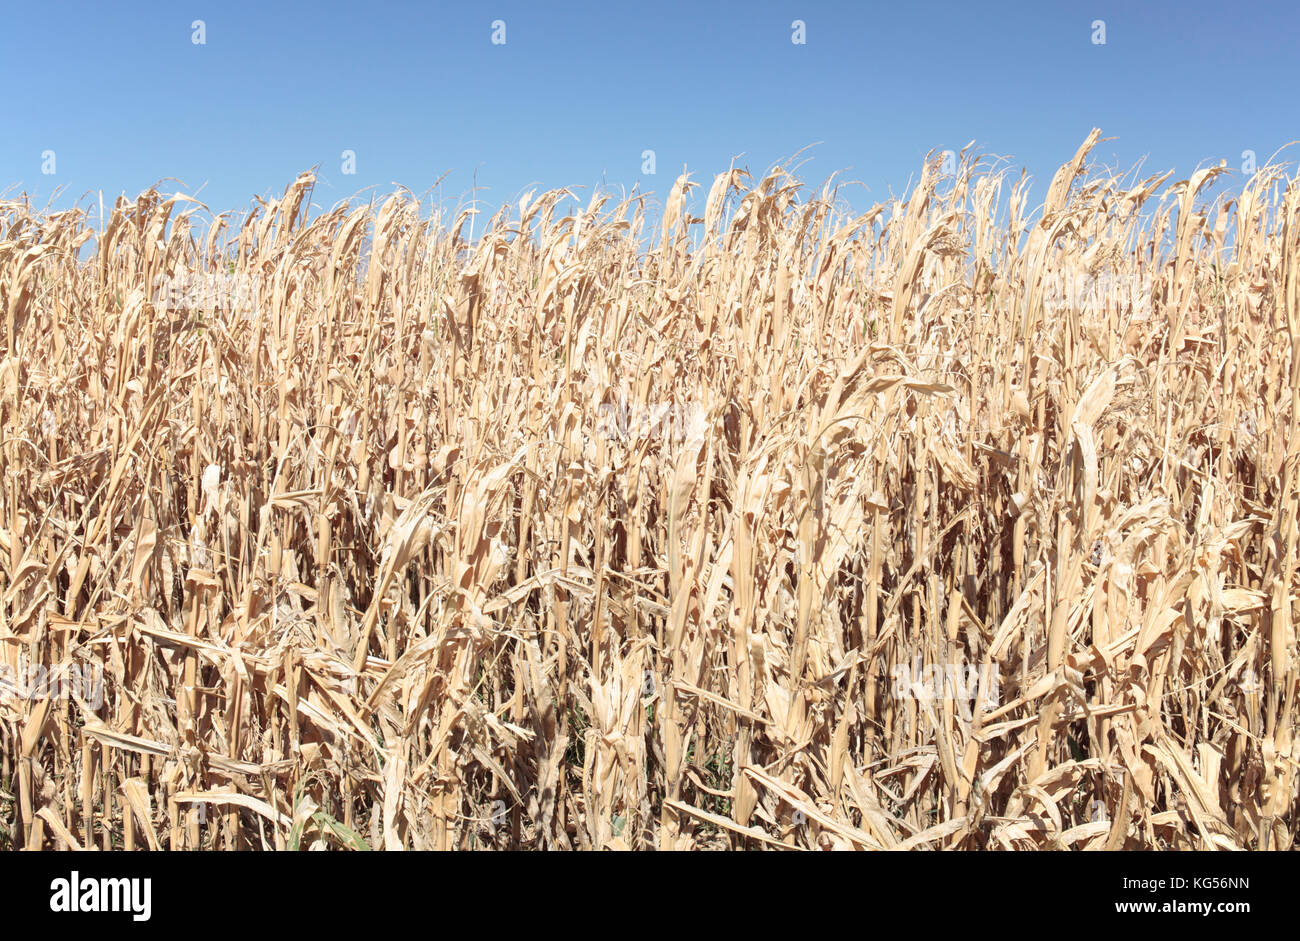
left=3, top=0, right=1297, bottom=224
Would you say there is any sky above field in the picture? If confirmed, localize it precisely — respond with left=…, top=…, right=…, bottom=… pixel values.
left=3, top=0, right=1298, bottom=228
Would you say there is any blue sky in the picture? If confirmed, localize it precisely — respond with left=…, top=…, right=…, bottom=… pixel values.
left=3, top=0, right=1297, bottom=225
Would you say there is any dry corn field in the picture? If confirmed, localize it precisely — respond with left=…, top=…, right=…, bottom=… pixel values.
left=2, top=130, right=1299, bottom=850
